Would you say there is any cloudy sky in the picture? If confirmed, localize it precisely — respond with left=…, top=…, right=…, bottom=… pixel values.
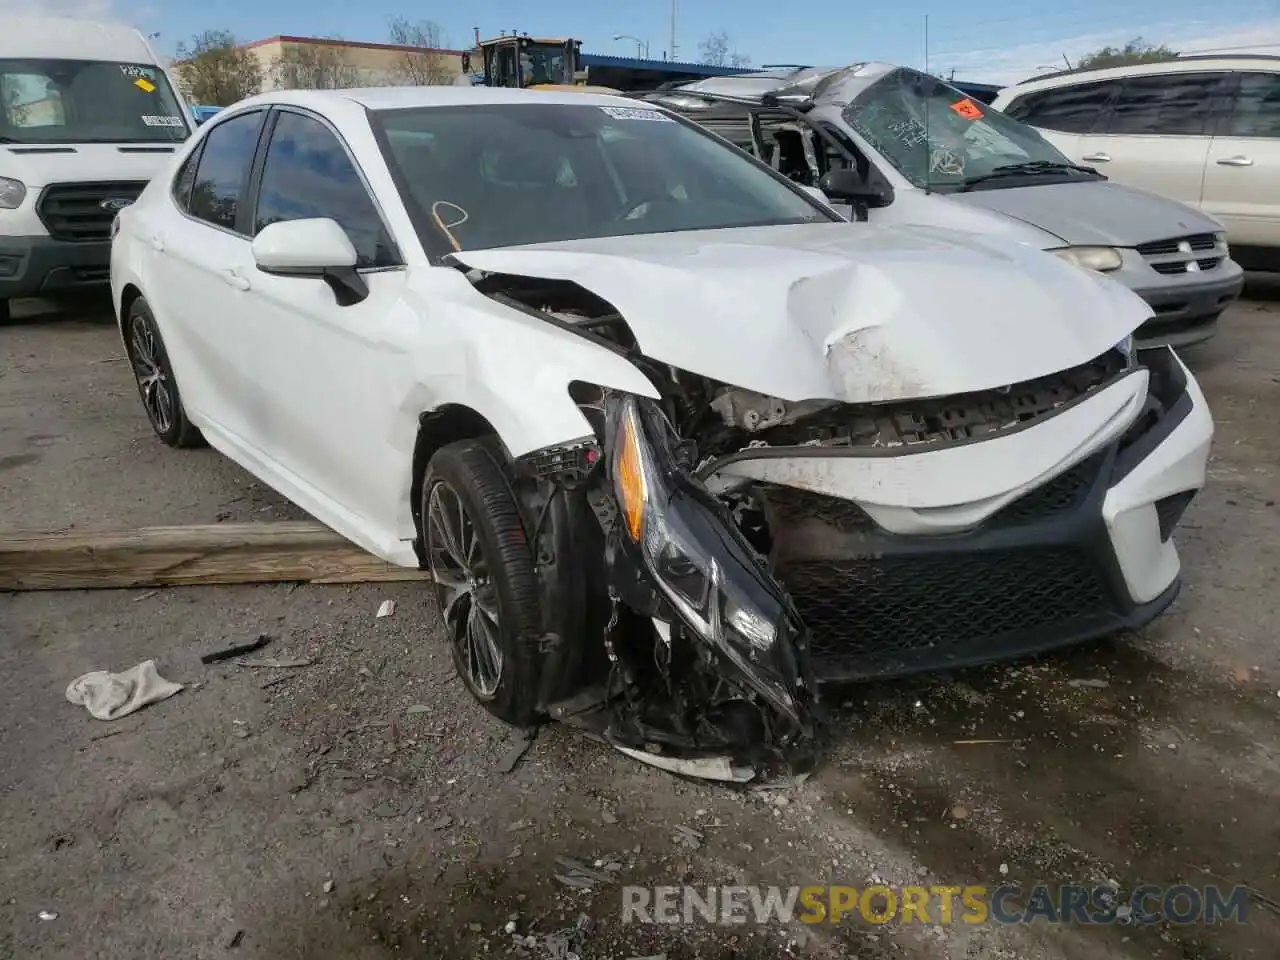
left=3, top=0, right=1277, bottom=86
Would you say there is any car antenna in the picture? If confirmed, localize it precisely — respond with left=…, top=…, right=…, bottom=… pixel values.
left=923, top=14, right=932, bottom=196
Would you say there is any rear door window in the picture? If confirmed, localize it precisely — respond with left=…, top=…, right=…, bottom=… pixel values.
left=252, top=110, right=398, bottom=268
left=1004, top=81, right=1118, bottom=133
left=1221, top=72, right=1280, bottom=138
left=187, top=110, right=264, bottom=232
left=1100, top=73, right=1226, bottom=136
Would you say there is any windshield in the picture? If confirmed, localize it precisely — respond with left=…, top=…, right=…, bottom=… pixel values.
left=521, top=46, right=566, bottom=86
left=374, top=103, right=832, bottom=253
left=0, top=59, right=189, bottom=144
left=843, top=68, right=1086, bottom=190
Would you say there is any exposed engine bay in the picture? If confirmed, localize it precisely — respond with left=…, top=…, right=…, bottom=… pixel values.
left=459, top=266, right=1181, bottom=783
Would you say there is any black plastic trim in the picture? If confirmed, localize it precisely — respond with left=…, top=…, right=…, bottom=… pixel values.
left=698, top=366, right=1142, bottom=476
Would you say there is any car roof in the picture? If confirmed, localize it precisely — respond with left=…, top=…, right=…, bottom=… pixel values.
left=1002, top=54, right=1280, bottom=98
left=229, top=85, right=651, bottom=115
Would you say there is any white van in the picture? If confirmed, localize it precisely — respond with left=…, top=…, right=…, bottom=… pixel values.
left=992, top=56, right=1280, bottom=273
left=0, top=16, right=192, bottom=323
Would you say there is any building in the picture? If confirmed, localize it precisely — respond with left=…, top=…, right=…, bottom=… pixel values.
left=242, top=35, right=471, bottom=90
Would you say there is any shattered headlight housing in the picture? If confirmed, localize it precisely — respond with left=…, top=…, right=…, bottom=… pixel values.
left=607, top=395, right=809, bottom=724
left=1052, top=245, right=1123, bottom=273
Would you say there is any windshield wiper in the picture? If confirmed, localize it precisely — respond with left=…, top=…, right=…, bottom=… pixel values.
left=957, top=160, right=1102, bottom=190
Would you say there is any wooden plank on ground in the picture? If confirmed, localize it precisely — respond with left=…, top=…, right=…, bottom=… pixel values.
left=0, top=521, right=429, bottom=591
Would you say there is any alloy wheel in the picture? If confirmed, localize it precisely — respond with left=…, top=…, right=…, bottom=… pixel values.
left=128, top=313, right=174, bottom=434
left=425, top=479, right=504, bottom=698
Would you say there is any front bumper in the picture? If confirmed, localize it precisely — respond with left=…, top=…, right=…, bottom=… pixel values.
left=0, top=235, right=113, bottom=301
left=1129, top=267, right=1244, bottom=349
left=695, top=348, right=1210, bottom=683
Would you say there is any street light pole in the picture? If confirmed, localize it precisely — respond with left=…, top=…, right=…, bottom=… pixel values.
left=612, top=34, right=649, bottom=58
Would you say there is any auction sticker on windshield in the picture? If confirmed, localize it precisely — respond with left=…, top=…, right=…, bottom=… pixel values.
left=134, top=77, right=157, bottom=93
left=950, top=99, right=983, bottom=121
left=141, top=115, right=186, bottom=127
left=600, top=106, right=673, bottom=122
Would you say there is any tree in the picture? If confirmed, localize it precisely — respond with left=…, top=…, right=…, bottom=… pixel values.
left=270, top=39, right=362, bottom=90
left=698, top=31, right=751, bottom=69
left=386, top=17, right=457, bottom=86
left=174, top=30, right=262, bottom=106
left=1075, top=37, right=1179, bottom=72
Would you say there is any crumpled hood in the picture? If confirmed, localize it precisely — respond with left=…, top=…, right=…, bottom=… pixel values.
left=949, top=180, right=1225, bottom=247
left=454, top=220, right=1150, bottom=404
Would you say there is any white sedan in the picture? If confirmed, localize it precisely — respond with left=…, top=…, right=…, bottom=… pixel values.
left=110, top=86, right=1212, bottom=780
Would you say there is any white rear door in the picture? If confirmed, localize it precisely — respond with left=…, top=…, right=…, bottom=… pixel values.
left=143, top=108, right=267, bottom=432
left=1202, top=70, right=1280, bottom=250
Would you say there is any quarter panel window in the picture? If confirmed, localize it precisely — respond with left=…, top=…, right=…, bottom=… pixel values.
left=1102, top=73, right=1225, bottom=136
left=188, top=110, right=263, bottom=231
left=171, top=147, right=200, bottom=212
left=1222, top=72, right=1280, bottom=138
left=1004, top=81, right=1118, bottom=133
left=253, top=110, right=397, bottom=268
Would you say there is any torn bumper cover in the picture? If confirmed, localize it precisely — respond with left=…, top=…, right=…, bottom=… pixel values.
left=597, top=394, right=823, bottom=774
left=584, top=346, right=1208, bottom=778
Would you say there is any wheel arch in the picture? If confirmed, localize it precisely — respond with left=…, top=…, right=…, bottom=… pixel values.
left=118, top=282, right=144, bottom=336
left=409, top=404, right=508, bottom=564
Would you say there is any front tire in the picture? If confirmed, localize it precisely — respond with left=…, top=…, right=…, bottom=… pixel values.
left=123, top=296, right=205, bottom=448
left=422, top=437, right=542, bottom=726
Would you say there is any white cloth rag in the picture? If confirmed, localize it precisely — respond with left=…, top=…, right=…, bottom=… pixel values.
left=65, top=660, right=184, bottom=721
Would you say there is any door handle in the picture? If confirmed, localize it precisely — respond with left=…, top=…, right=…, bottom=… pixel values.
left=1216, top=155, right=1253, bottom=167
left=222, top=268, right=251, bottom=291
left=1082, top=152, right=1111, bottom=162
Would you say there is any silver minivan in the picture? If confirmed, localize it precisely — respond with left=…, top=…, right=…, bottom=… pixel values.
left=646, top=62, right=1244, bottom=349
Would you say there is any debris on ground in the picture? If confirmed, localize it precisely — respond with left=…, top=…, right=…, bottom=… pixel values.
left=1067, top=678, right=1110, bottom=689
left=37, top=909, right=58, bottom=921
left=237, top=657, right=314, bottom=669
left=65, top=660, right=184, bottom=721
left=554, top=855, right=615, bottom=889
left=672, top=825, right=704, bottom=849
left=376, top=600, right=396, bottom=619
left=200, top=634, right=272, bottom=664
left=496, top=728, right=536, bottom=773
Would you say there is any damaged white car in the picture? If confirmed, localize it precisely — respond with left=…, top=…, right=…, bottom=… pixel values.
left=110, top=87, right=1213, bottom=779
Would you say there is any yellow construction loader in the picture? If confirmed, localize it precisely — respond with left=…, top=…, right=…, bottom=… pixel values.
left=476, top=34, right=620, bottom=93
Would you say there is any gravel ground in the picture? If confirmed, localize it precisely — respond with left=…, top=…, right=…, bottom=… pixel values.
left=2, top=286, right=1279, bottom=959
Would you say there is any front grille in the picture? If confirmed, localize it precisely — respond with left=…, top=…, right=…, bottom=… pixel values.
left=994, top=456, right=1101, bottom=525
left=37, top=181, right=146, bottom=242
left=1152, top=257, right=1223, bottom=276
left=1137, top=234, right=1217, bottom=256
left=1137, top=234, right=1223, bottom=277
left=778, top=547, right=1114, bottom=680
left=763, top=484, right=876, bottom=532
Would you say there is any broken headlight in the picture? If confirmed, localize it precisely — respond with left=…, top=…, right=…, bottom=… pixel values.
left=607, top=394, right=809, bottom=724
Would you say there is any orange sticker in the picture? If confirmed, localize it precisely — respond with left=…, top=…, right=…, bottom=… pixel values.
left=950, top=99, right=982, bottom=120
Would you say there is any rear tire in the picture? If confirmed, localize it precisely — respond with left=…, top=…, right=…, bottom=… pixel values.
left=421, top=437, right=542, bottom=726
left=123, top=296, right=205, bottom=448
left=0, top=299, right=11, bottom=325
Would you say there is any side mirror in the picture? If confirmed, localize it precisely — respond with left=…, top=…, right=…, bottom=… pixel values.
left=817, top=168, right=893, bottom=221
left=252, top=218, right=368, bottom=305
